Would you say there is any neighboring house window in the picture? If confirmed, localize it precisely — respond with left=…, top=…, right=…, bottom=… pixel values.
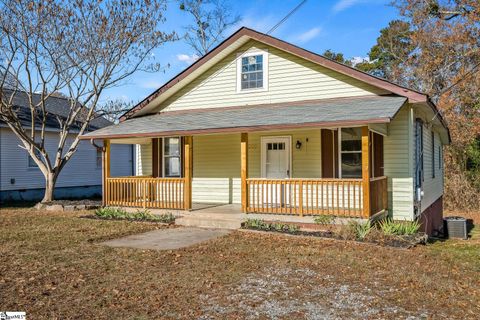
left=96, top=148, right=102, bottom=168
left=237, top=50, right=268, bottom=92
left=431, top=131, right=435, bottom=178
left=339, top=127, right=362, bottom=178
left=28, top=148, right=42, bottom=168
left=163, top=137, right=181, bottom=177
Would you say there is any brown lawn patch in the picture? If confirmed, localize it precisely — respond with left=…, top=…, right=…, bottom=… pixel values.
left=1, top=208, right=479, bottom=319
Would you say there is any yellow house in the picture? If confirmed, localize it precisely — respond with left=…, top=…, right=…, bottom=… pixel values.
left=81, top=27, right=450, bottom=234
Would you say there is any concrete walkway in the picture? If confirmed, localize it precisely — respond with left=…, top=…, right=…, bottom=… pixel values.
left=101, top=227, right=231, bottom=250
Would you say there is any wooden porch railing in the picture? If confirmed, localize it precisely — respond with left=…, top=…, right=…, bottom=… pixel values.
left=105, top=176, right=185, bottom=209
left=369, top=176, right=388, bottom=215
left=246, top=178, right=364, bottom=217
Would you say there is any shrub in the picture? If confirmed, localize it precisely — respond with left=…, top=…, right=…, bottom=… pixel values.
left=314, top=215, right=335, bottom=225
left=94, top=207, right=175, bottom=223
left=347, top=220, right=372, bottom=240
left=243, top=219, right=299, bottom=233
left=379, top=218, right=420, bottom=236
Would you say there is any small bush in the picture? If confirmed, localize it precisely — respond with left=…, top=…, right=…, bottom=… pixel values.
left=314, top=215, right=335, bottom=225
left=243, top=219, right=299, bottom=233
left=94, top=207, right=175, bottom=223
left=347, top=220, right=372, bottom=240
left=379, top=218, right=420, bottom=236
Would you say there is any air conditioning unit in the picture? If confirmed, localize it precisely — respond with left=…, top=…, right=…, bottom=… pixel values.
left=444, top=216, right=468, bottom=239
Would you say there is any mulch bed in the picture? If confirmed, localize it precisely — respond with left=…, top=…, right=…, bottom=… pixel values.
left=241, top=226, right=428, bottom=249
left=81, top=215, right=175, bottom=225
left=35, top=199, right=102, bottom=211
left=41, top=199, right=101, bottom=206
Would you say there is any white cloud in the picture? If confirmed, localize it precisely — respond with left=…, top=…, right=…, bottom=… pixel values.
left=350, top=56, right=369, bottom=66
left=176, top=53, right=199, bottom=65
left=292, top=27, right=322, bottom=44
left=140, top=80, right=163, bottom=89
left=332, top=0, right=361, bottom=13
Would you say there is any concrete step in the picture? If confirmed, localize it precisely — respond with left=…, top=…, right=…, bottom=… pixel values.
left=175, top=215, right=242, bottom=229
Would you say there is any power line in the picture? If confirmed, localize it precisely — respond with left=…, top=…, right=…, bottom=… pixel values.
left=267, top=0, right=308, bottom=35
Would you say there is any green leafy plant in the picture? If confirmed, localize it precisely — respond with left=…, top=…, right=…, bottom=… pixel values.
left=379, top=218, right=420, bottom=236
left=314, top=215, right=335, bottom=225
left=94, top=207, right=175, bottom=223
left=347, top=220, right=372, bottom=240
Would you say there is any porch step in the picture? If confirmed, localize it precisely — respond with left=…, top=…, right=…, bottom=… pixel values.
left=175, top=215, right=243, bottom=229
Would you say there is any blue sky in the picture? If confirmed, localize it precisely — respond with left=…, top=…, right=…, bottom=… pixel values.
left=103, top=0, right=399, bottom=104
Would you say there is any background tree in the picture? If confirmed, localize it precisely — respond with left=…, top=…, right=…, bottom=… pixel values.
left=322, top=49, right=353, bottom=66
left=394, top=0, right=480, bottom=210
left=0, top=0, right=177, bottom=202
left=354, top=20, right=414, bottom=83
left=180, top=0, right=240, bottom=57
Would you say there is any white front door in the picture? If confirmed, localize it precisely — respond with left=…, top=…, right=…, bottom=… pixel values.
left=261, top=137, right=291, bottom=207
left=262, top=137, right=291, bottom=179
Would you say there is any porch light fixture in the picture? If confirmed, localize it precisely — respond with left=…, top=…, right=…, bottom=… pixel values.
left=296, top=140, right=302, bottom=149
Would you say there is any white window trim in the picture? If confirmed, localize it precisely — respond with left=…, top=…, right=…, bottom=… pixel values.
left=236, top=49, right=269, bottom=93
left=260, top=136, right=292, bottom=178
left=162, top=136, right=182, bottom=178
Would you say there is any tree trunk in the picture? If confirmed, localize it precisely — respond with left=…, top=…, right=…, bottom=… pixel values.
left=41, top=172, right=56, bottom=203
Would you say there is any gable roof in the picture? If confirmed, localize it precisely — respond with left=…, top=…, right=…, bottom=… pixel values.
left=120, top=27, right=429, bottom=122
left=1, top=90, right=112, bottom=131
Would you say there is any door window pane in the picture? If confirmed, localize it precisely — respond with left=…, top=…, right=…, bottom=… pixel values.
left=165, top=157, right=180, bottom=177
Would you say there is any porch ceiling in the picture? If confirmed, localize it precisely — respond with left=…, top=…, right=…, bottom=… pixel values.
left=81, top=95, right=407, bottom=140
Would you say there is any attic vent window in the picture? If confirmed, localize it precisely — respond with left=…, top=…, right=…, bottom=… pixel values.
left=237, top=49, right=268, bottom=93
left=241, top=55, right=263, bottom=89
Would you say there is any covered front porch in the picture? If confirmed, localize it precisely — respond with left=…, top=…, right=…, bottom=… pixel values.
left=101, top=126, right=388, bottom=219
left=81, top=95, right=406, bottom=220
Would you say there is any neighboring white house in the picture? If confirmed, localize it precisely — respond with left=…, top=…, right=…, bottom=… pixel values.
left=0, top=93, right=134, bottom=202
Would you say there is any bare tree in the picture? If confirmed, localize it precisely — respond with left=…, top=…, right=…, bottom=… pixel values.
left=180, top=0, right=240, bottom=57
left=0, top=0, right=177, bottom=202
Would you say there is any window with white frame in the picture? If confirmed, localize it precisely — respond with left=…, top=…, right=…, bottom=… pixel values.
left=340, top=128, right=362, bottom=178
left=163, top=137, right=181, bottom=177
left=28, top=148, right=42, bottom=168
left=237, top=50, right=268, bottom=92
left=96, top=148, right=102, bottom=168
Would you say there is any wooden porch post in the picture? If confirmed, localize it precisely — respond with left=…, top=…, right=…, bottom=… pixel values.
left=102, top=139, right=111, bottom=206
left=241, top=133, right=248, bottom=213
left=184, top=136, right=193, bottom=210
left=361, top=127, right=371, bottom=217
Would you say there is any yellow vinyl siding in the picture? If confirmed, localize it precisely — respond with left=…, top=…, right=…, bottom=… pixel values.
left=418, top=116, right=444, bottom=212
left=248, top=129, right=322, bottom=178
left=192, top=134, right=241, bottom=204
left=383, top=104, right=415, bottom=220
left=136, top=142, right=152, bottom=176
left=190, top=129, right=322, bottom=204
left=159, top=40, right=387, bottom=112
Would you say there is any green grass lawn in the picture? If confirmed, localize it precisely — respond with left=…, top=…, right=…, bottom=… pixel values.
left=1, top=208, right=479, bottom=319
